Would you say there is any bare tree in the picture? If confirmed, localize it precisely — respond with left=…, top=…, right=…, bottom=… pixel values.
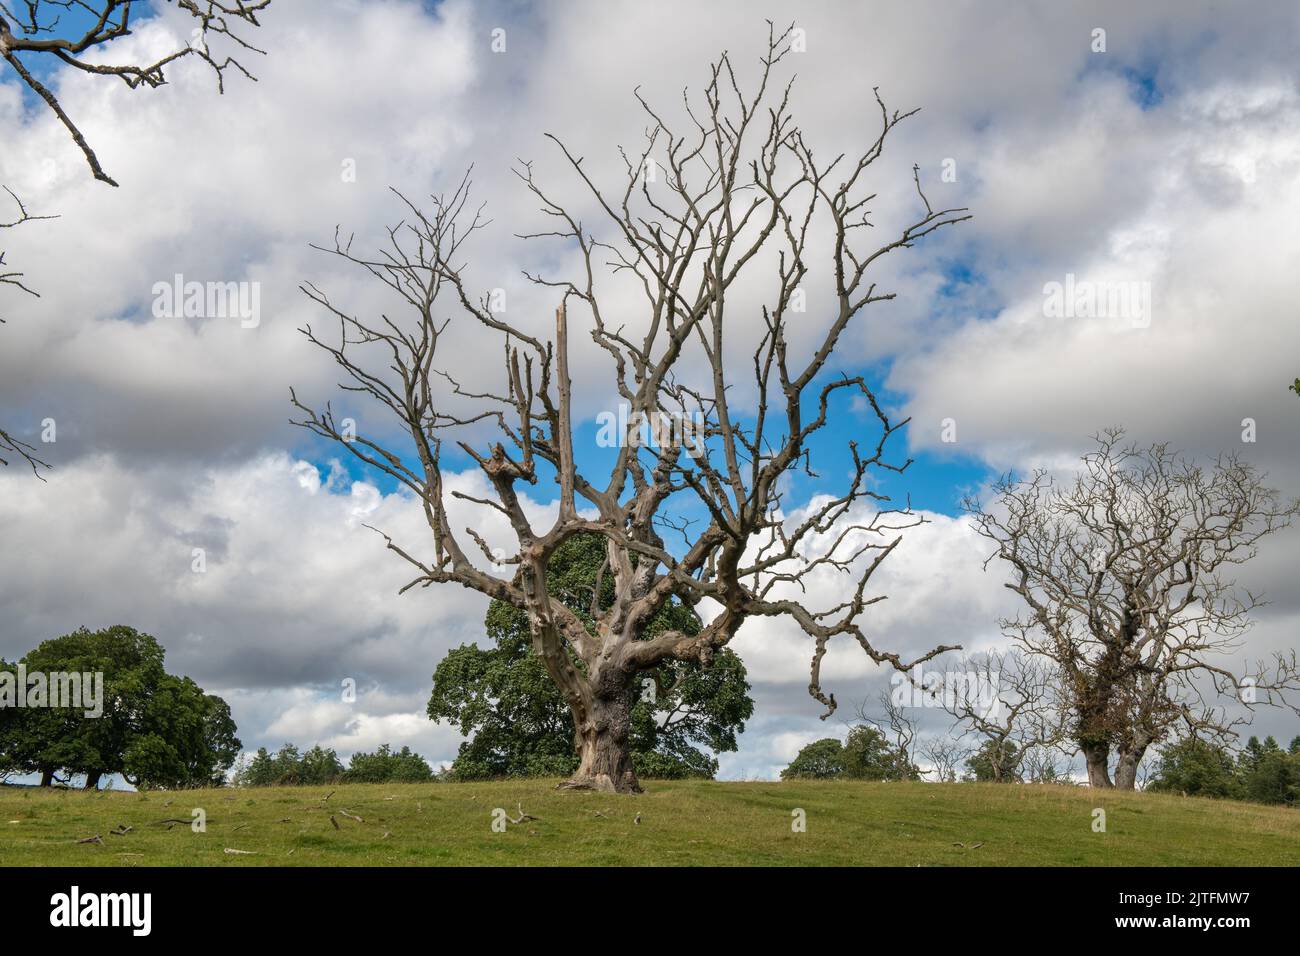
left=967, top=429, right=1300, bottom=789
left=918, top=735, right=967, bottom=784
left=857, top=691, right=921, bottom=775
left=292, top=25, right=969, bottom=793
left=1018, top=742, right=1074, bottom=785
left=1, top=0, right=271, bottom=185
left=939, top=650, right=1071, bottom=783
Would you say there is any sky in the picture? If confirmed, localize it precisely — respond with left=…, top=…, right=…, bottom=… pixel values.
left=1, top=0, right=1299, bottom=782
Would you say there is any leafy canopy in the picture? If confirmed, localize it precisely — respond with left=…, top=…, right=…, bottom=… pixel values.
left=428, top=533, right=753, bottom=780
left=0, top=625, right=239, bottom=788
left=781, top=726, right=919, bottom=781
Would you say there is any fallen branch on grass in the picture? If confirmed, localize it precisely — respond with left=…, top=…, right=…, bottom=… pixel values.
left=507, top=803, right=538, bottom=825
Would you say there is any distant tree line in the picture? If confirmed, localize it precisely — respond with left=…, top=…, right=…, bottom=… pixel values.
left=1147, top=734, right=1300, bottom=806
left=234, top=743, right=436, bottom=786
left=781, top=715, right=1300, bottom=806
left=781, top=690, right=1072, bottom=785
left=781, top=728, right=1069, bottom=784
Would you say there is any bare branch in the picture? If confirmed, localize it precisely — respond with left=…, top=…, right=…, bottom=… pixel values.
left=293, top=29, right=971, bottom=791
left=1, top=1, right=272, bottom=185
left=966, top=429, right=1300, bottom=788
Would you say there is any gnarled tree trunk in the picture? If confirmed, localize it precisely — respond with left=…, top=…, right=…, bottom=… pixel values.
left=529, top=615, right=642, bottom=794
left=1113, top=748, right=1144, bottom=790
left=1082, top=741, right=1113, bottom=788
left=562, top=670, right=640, bottom=794
left=84, top=770, right=103, bottom=790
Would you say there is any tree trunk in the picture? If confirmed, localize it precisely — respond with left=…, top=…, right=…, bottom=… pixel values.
left=1113, top=748, right=1144, bottom=790
left=84, top=770, right=102, bottom=791
left=561, top=673, right=640, bottom=794
left=1082, top=742, right=1113, bottom=788
left=39, top=768, right=54, bottom=787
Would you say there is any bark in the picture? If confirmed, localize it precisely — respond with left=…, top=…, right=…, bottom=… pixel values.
left=84, top=770, right=102, bottom=791
left=39, top=768, right=53, bottom=787
left=1113, top=748, right=1145, bottom=790
left=560, top=670, right=640, bottom=794
left=1082, top=741, right=1113, bottom=788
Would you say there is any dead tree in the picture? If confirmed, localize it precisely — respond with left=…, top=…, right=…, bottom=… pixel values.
left=857, top=691, right=923, bottom=776
left=919, top=735, right=967, bottom=784
left=1, top=0, right=271, bottom=185
left=1018, top=741, right=1074, bottom=785
left=967, top=428, right=1300, bottom=789
left=292, top=26, right=968, bottom=793
left=939, top=650, right=1070, bottom=783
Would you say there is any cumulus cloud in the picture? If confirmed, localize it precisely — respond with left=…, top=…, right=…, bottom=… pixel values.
left=4, top=0, right=1299, bottom=777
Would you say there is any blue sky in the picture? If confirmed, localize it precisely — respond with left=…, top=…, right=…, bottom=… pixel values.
left=294, top=352, right=995, bottom=523
left=4, top=0, right=1300, bottom=783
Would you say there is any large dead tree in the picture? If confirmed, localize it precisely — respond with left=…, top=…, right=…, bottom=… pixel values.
left=1, top=0, right=270, bottom=185
left=293, top=26, right=968, bottom=793
left=967, top=429, right=1300, bottom=789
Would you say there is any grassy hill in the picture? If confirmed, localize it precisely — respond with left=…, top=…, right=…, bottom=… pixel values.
left=1, top=779, right=1296, bottom=866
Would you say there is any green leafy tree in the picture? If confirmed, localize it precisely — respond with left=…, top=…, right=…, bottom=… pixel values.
left=1146, top=737, right=1241, bottom=798
left=0, top=625, right=238, bottom=789
left=123, top=676, right=241, bottom=789
left=843, top=725, right=921, bottom=781
left=1237, top=735, right=1276, bottom=775
left=428, top=534, right=753, bottom=780
left=237, top=747, right=281, bottom=787
left=237, top=744, right=311, bottom=785
left=781, top=726, right=919, bottom=781
left=3, top=626, right=164, bottom=786
left=781, top=738, right=846, bottom=780
left=345, top=744, right=435, bottom=783
left=1238, top=736, right=1298, bottom=805
left=965, top=740, right=1023, bottom=783
left=298, top=745, right=344, bottom=785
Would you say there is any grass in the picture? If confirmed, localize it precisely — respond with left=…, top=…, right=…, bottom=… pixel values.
left=1, top=779, right=1296, bottom=866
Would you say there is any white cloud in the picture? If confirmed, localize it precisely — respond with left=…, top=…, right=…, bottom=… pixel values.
left=4, top=0, right=1300, bottom=778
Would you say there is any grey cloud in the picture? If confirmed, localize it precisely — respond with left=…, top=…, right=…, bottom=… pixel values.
left=3, top=0, right=1298, bottom=777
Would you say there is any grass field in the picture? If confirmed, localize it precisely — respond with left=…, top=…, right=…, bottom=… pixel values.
left=1, top=779, right=1296, bottom=866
